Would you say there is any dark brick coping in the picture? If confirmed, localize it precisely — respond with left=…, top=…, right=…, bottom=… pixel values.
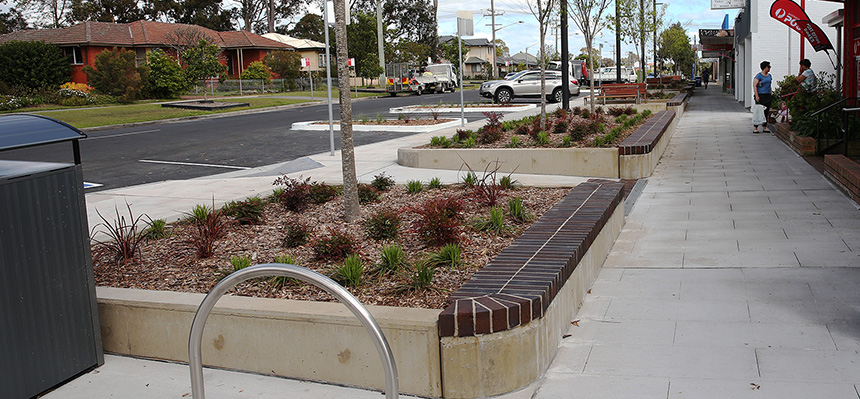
left=438, top=181, right=625, bottom=337
left=617, top=110, right=676, bottom=155
left=666, top=91, right=689, bottom=107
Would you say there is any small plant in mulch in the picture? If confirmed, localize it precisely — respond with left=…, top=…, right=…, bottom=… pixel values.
left=282, top=219, right=311, bottom=248
left=508, top=197, right=533, bottom=223
left=377, top=244, right=407, bottom=274
left=269, top=254, right=302, bottom=290
left=312, top=227, right=356, bottom=262
left=561, top=135, right=572, bottom=147
left=308, top=183, right=340, bottom=204
left=508, top=135, right=521, bottom=148
left=406, top=180, right=423, bottom=194
left=472, top=206, right=507, bottom=235
left=335, top=254, right=364, bottom=287
left=364, top=209, right=401, bottom=241
left=499, top=175, right=517, bottom=190
left=357, top=184, right=380, bottom=204
left=478, top=111, right=504, bottom=144
left=272, top=175, right=311, bottom=212
left=91, top=203, right=147, bottom=264
left=456, top=129, right=473, bottom=142
left=143, top=217, right=170, bottom=240
left=461, top=172, right=477, bottom=187
left=608, top=106, right=636, bottom=116
left=186, top=203, right=231, bottom=259
left=535, top=131, right=550, bottom=146
left=428, top=177, right=443, bottom=189
left=427, top=243, right=462, bottom=268
left=552, top=120, right=569, bottom=134
left=370, top=172, right=395, bottom=192
left=222, top=196, right=265, bottom=225
left=412, top=196, right=464, bottom=247
left=407, top=262, right=436, bottom=290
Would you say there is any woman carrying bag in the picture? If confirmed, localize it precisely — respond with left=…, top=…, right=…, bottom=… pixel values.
left=752, top=61, right=772, bottom=133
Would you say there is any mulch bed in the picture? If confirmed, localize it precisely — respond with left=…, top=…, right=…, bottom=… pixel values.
left=92, top=184, right=570, bottom=309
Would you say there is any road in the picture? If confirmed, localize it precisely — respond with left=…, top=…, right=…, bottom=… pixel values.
left=4, top=89, right=503, bottom=191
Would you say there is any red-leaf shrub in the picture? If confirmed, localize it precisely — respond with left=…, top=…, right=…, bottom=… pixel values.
left=312, top=227, right=356, bottom=261
left=273, top=175, right=311, bottom=211
left=413, top=196, right=464, bottom=246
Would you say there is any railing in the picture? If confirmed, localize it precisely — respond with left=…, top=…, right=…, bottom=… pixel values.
left=810, top=97, right=860, bottom=155
left=187, top=263, right=399, bottom=399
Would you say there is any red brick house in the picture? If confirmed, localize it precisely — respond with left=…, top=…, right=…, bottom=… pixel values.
left=0, top=20, right=294, bottom=84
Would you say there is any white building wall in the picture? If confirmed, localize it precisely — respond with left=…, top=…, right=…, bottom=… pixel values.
left=735, top=0, right=840, bottom=109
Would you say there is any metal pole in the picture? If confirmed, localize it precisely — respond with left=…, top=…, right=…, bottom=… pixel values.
left=561, top=0, right=569, bottom=110
left=640, top=0, right=645, bottom=83
left=652, top=0, right=657, bottom=76
left=491, top=0, right=497, bottom=79
left=615, top=0, right=621, bottom=84
left=188, top=264, right=399, bottom=399
left=324, top=0, right=335, bottom=156
left=458, top=33, right=465, bottom=126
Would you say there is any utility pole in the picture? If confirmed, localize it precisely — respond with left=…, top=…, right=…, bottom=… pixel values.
left=639, top=0, right=645, bottom=83
left=615, top=0, right=621, bottom=84
left=561, top=0, right=569, bottom=109
left=484, top=4, right=504, bottom=79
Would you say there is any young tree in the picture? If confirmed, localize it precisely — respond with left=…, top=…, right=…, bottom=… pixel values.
left=347, top=12, right=384, bottom=79
left=83, top=47, right=145, bottom=102
left=494, top=39, right=509, bottom=57
left=0, top=40, right=69, bottom=89
left=241, top=60, right=271, bottom=82
left=333, top=0, right=359, bottom=221
left=264, top=50, right=301, bottom=79
left=181, top=39, right=226, bottom=101
left=568, top=0, right=611, bottom=112
left=609, top=0, right=664, bottom=79
left=145, top=48, right=188, bottom=98
left=525, top=0, right=557, bottom=129
left=658, top=22, right=694, bottom=75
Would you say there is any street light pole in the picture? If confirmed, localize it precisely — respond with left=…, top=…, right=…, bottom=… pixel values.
left=489, top=20, right=522, bottom=77
left=491, top=0, right=497, bottom=79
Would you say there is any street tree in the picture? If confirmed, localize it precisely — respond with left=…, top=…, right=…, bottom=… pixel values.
left=264, top=50, right=301, bottom=79
left=608, top=0, right=664, bottom=79
left=181, top=39, right=226, bottom=101
left=332, top=0, right=359, bottom=221
left=13, top=0, right=71, bottom=27
left=289, top=13, right=325, bottom=43
left=347, top=11, right=384, bottom=79
left=0, top=8, right=27, bottom=33
left=494, top=39, right=509, bottom=57
left=657, top=22, right=694, bottom=75
left=352, top=0, right=437, bottom=61
left=525, top=0, right=557, bottom=130
left=568, top=0, right=611, bottom=112
left=144, top=0, right=234, bottom=31
left=69, top=0, right=142, bottom=23
left=234, top=0, right=305, bottom=33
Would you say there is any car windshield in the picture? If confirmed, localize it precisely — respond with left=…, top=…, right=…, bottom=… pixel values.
left=506, top=70, right=528, bottom=80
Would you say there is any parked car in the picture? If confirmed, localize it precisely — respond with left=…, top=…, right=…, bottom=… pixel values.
left=593, top=67, right=637, bottom=84
left=480, top=69, right=580, bottom=103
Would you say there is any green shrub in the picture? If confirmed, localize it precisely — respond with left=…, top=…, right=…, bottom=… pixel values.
left=428, top=177, right=443, bottom=189
left=370, top=172, right=395, bottom=191
left=357, top=183, right=380, bottom=204
left=461, top=172, right=477, bottom=187
left=406, top=180, right=423, bottom=194
left=427, top=243, right=462, bottom=267
left=378, top=244, right=406, bottom=273
left=499, top=175, right=517, bottom=190
left=84, top=47, right=146, bottom=102
left=0, top=41, right=70, bottom=90
left=336, top=254, right=364, bottom=287
left=508, top=135, right=521, bottom=148
left=508, top=197, right=532, bottom=222
left=364, top=209, right=401, bottom=240
left=269, top=254, right=300, bottom=289
left=308, top=182, right=340, bottom=204
left=143, top=218, right=170, bottom=240
left=473, top=206, right=506, bottom=234
left=409, top=262, right=435, bottom=289
left=536, top=131, right=550, bottom=146
left=561, top=135, right=572, bottom=147
left=145, top=49, right=188, bottom=99
left=264, top=50, right=301, bottom=79
left=229, top=255, right=253, bottom=271
left=222, top=196, right=265, bottom=225
left=241, top=61, right=271, bottom=82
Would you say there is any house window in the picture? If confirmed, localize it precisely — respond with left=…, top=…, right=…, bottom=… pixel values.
left=134, top=48, right=147, bottom=67
left=62, top=47, right=83, bottom=65
left=318, top=54, right=328, bottom=67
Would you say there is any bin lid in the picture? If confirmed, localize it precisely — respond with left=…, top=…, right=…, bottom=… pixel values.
left=0, top=114, right=86, bottom=152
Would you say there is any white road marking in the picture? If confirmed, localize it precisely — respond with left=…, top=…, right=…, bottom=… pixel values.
left=83, top=182, right=103, bottom=189
left=84, top=129, right=161, bottom=140
left=138, top=159, right=251, bottom=170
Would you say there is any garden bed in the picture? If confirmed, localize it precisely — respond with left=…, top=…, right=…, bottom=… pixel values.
left=91, top=178, right=569, bottom=310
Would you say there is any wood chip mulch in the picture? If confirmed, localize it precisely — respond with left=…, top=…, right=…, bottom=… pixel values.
left=92, top=185, right=569, bottom=310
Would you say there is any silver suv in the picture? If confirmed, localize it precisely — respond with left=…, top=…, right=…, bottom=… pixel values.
left=479, top=70, right=580, bottom=103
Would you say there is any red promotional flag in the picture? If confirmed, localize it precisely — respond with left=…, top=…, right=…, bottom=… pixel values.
left=770, top=0, right=834, bottom=52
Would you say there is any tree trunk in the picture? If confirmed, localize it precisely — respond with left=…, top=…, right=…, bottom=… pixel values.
left=267, top=0, right=275, bottom=33
left=586, top=42, right=595, bottom=113
left=333, top=0, right=360, bottom=222
left=539, top=28, right=547, bottom=130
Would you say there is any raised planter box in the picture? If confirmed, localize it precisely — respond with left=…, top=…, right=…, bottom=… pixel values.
left=291, top=118, right=466, bottom=133
left=390, top=104, right=536, bottom=114
left=95, top=182, right=626, bottom=398
left=824, top=154, right=860, bottom=205
left=397, top=110, right=679, bottom=179
left=772, top=123, right=817, bottom=156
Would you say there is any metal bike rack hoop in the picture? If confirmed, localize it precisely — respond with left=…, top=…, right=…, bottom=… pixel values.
left=187, top=263, right=399, bottom=399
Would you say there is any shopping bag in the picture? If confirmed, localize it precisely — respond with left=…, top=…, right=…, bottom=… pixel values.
left=752, top=104, right=766, bottom=126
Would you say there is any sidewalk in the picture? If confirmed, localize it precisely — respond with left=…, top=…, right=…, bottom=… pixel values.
left=53, top=88, right=860, bottom=398
left=533, top=86, right=860, bottom=398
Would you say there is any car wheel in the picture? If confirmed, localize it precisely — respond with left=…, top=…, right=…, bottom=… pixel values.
left=494, top=87, right=513, bottom=104
left=550, top=88, right=562, bottom=103
left=415, top=86, right=422, bottom=95
left=389, top=92, right=397, bottom=97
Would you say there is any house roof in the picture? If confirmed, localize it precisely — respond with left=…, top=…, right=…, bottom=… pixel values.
left=439, top=35, right=492, bottom=47
left=464, top=56, right=488, bottom=64
left=0, top=20, right=293, bottom=50
left=261, top=33, right=325, bottom=50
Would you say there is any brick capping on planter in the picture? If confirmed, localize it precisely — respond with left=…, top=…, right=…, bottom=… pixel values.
left=617, top=110, right=676, bottom=155
left=771, top=123, right=817, bottom=156
left=666, top=91, right=689, bottom=107
left=824, top=154, right=860, bottom=205
left=438, top=180, right=624, bottom=337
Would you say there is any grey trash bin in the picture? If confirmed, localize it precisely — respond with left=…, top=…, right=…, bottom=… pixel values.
left=0, top=114, right=103, bottom=399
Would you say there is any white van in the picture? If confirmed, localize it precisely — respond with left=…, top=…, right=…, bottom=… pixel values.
left=595, top=67, right=637, bottom=84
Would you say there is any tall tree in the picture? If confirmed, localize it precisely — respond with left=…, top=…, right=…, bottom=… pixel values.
left=352, top=0, right=437, bottom=62
left=289, top=13, right=325, bottom=43
left=568, top=0, right=611, bottom=112
left=234, top=0, right=305, bottom=33
left=144, top=0, right=234, bottom=30
left=657, top=22, right=693, bottom=75
left=526, top=0, right=557, bottom=129
left=70, top=0, right=143, bottom=23
left=347, top=11, right=384, bottom=79
left=609, top=0, right=662, bottom=79
left=0, top=8, right=27, bottom=33
left=14, top=0, right=71, bottom=27
left=494, top=39, right=509, bottom=57
left=332, top=0, right=359, bottom=221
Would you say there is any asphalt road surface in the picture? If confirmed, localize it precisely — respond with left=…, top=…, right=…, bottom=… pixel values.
left=3, top=89, right=508, bottom=191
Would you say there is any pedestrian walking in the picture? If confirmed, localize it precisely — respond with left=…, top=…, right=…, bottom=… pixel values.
left=701, top=68, right=710, bottom=89
left=795, top=59, right=817, bottom=90
left=752, top=61, right=772, bottom=133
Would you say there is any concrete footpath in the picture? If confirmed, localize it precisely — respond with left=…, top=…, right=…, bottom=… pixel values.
left=49, top=89, right=860, bottom=398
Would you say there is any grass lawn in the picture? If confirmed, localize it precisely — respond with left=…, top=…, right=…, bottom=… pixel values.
left=30, top=97, right=310, bottom=128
